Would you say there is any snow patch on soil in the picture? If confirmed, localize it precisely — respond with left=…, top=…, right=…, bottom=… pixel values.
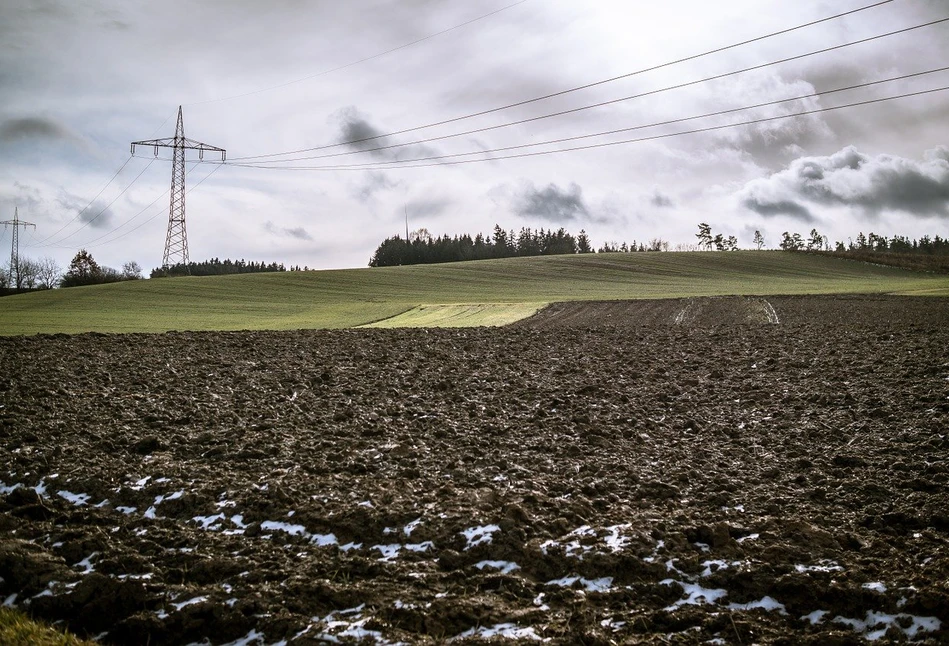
left=475, top=560, right=520, bottom=574
left=461, top=524, right=499, bottom=550
left=832, top=611, right=941, bottom=641
left=547, top=576, right=613, bottom=592
left=454, top=623, right=545, bottom=641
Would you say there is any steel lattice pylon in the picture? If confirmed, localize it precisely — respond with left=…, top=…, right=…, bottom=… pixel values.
left=132, top=106, right=226, bottom=270
left=1, top=206, right=35, bottom=287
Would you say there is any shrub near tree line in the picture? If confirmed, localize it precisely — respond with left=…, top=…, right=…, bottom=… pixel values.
left=59, top=250, right=141, bottom=288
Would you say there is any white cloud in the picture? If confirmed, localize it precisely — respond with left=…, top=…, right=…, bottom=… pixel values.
left=737, top=146, right=949, bottom=223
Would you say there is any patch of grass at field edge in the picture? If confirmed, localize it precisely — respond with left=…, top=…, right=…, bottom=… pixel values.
left=0, top=608, right=96, bottom=645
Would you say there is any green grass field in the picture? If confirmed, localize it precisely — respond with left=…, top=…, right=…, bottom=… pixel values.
left=1, top=251, right=946, bottom=335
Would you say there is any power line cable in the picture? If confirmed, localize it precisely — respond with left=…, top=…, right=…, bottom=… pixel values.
left=231, top=0, right=897, bottom=161
left=225, top=85, right=949, bottom=171
left=31, top=155, right=135, bottom=245
left=244, top=19, right=949, bottom=165
left=83, top=162, right=224, bottom=250
left=32, top=159, right=156, bottom=248
left=234, top=66, right=949, bottom=170
left=186, top=0, right=529, bottom=106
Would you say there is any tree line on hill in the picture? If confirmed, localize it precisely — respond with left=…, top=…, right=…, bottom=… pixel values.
left=1, top=250, right=301, bottom=296
left=150, top=258, right=288, bottom=278
left=369, top=225, right=601, bottom=267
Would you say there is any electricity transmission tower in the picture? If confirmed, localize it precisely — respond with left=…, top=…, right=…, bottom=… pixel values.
left=1, top=207, right=35, bottom=287
left=131, top=106, right=225, bottom=269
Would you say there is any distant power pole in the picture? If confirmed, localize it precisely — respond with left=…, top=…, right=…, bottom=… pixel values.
left=1, top=206, right=36, bottom=287
left=131, top=106, right=226, bottom=269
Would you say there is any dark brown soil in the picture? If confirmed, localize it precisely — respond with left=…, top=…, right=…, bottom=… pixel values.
left=1, top=294, right=948, bottom=645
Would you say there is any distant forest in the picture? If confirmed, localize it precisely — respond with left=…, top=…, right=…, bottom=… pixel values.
left=371, top=224, right=949, bottom=272
left=151, top=258, right=289, bottom=278
left=822, top=232, right=949, bottom=273
left=367, top=225, right=671, bottom=267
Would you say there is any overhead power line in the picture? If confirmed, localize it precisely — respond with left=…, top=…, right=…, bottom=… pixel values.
left=225, top=85, right=949, bottom=171
left=31, top=155, right=135, bottom=246
left=32, top=158, right=156, bottom=249
left=242, top=19, right=949, bottom=165
left=186, top=0, right=530, bottom=106
left=230, top=66, right=949, bottom=170
left=231, top=0, right=897, bottom=162
left=82, top=162, right=223, bottom=250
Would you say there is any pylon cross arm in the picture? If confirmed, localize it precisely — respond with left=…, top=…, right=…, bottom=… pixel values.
left=131, top=138, right=226, bottom=161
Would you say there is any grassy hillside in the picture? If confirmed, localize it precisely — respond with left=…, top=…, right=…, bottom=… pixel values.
left=1, top=251, right=947, bottom=335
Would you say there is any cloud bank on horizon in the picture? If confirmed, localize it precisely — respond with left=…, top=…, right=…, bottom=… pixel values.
left=0, top=0, right=947, bottom=271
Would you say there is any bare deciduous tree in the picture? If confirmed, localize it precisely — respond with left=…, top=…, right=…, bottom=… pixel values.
left=37, top=257, right=62, bottom=289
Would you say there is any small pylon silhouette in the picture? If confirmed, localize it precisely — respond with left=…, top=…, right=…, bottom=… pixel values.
left=1, top=206, right=36, bottom=287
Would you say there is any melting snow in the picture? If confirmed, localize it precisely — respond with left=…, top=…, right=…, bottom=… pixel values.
left=57, top=490, right=91, bottom=506
left=832, top=611, right=941, bottom=641
left=404, top=542, right=433, bottom=553
left=802, top=610, right=828, bottom=625
left=74, top=552, right=99, bottom=574
left=475, top=560, right=520, bottom=574
left=603, top=524, right=631, bottom=552
left=311, top=533, right=338, bottom=547
left=454, top=623, right=544, bottom=641
left=795, top=560, right=844, bottom=573
left=0, top=481, right=20, bottom=495
left=403, top=518, right=422, bottom=536
left=3, top=594, right=17, bottom=607
left=193, top=513, right=225, bottom=529
left=600, top=617, right=626, bottom=632
left=34, top=478, right=50, bottom=496
left=644, top=539, right=665, bottom=563
left=736, top=533, right=759, bottom=544
left=727, top=596, right=786, bottom=614
left=172, top=596, right=207, bottom=610
left=700, top=560, right=744, bottom=578
left=131, top=476, right=150, bottom=490
left=862, top=582, right=887, bottom=593
left=461, top=524, right=500, bottom=550
left=298, top=604, right=399, bottom=645
left=547, top=576, right=613, bottom=593
left=260, top=521, right=307, bottom=536
left=661, top=580, right=728, bottom=611
left=116, top=506, right=137, bottom=515
left=374, top=544, right=402, bottom=561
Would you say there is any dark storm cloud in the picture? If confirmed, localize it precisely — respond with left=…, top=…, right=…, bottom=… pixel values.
left=333, top=107, right=390, bottom=157
left=650, top=191, right=674, bottom=208
left=332, top=107, right=437, bottom=161
left=0, top=116, right=77, bottom=144
left=75, top=202, right=114, bottom=229
left=741, top=196, right=815, bottom=222
left=264, top=221, right=313, bottom=241
left=53, top=192, right=114, bottom=229
left=515, top=182, right=590, bottom=223
left=739, top=146, right=949, bottom=220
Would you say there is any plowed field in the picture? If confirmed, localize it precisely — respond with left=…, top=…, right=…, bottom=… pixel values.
left=1, top=295, right=948, bottom=644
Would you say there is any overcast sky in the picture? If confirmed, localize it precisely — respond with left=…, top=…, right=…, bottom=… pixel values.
left=1, top=0, right=948, bottom=271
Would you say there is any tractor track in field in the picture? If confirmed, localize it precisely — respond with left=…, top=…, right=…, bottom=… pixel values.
left=1, top=294, right=948, bottom=644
